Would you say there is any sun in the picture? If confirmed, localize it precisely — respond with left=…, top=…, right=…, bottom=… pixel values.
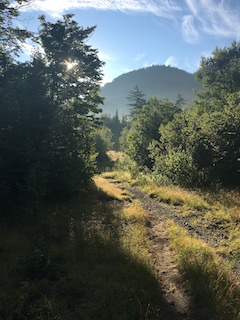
left=65, top=60, right=77, bottom=71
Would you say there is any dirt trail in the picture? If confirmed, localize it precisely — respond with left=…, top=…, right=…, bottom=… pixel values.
left=116, top=182, right=202, bottom=320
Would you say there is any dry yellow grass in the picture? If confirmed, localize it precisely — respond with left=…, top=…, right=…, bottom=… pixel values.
left=119, top=201, right=152, bottom=267
left=107, top=150, right=124, bottom=162
left=94, top=176, right=131, bottom=201
left=142, top=184, right=209, bottom=210
left=121, top=200, right=147, bottom=221
left=101, top=171, right=133, bottom=183
left=167, top=220, right=240, bottom=320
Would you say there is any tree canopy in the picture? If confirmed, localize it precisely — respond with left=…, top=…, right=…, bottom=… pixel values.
left=0, top=14, right=104, bottom=212
left=125, top=97, right=180, bottom=167
left=148, top=41, right=240, bottom=187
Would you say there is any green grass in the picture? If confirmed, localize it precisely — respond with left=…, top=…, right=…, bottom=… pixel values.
left=0, top=182, right=172, bottom=320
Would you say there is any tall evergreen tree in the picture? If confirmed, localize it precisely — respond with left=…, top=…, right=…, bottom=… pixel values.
left=127, top=85, right=146, bottom=118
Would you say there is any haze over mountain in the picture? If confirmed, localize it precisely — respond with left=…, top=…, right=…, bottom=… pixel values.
left=101, top=65, right=202, bottom=117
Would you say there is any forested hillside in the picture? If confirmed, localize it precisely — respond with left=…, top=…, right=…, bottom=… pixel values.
left=101, top=65, right=202, bottom=116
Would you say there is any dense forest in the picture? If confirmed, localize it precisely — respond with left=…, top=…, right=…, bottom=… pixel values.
left=1, top=1, right=240, bottom=319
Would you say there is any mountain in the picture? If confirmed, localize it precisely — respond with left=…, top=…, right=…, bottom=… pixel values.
left=100, top=65, right=202, bottom=117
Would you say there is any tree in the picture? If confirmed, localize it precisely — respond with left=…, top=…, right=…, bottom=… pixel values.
left=37, top=14, right=104, bottom=195
left=195, top=41, right=240, bottom=113
left=94, top=125, right=114, bottom=171
left=38, top=14, right=103, bottom=112
left=0, top=15, right=104, bottom=211
left=175, top=94, right=186, bottom=108
left=152, top=93, right=240, bottom=187
left=149, top=42, right=240, bottom=187
left=0, top=57, right=56, bottom=207
left=126, top=97, right=180, bottom=167
left=150, top=107, right=207, bottom=187
left=127, top=85, right=146, bottom=118
left=102, top=110, right=127, bottom=151
left=0, top=0, right=33, bottom=55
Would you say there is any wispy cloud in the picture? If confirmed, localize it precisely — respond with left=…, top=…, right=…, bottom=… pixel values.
left=19, top=0, right=181, bottom=19
left=182, top=15, right=198, bottom=43
left=98, top=52, right=114, bottom=62
left=184, top=57, right=200, bottom=74
left=184, top=0, right=240, bottom=40
left=134, top=52, right=145, bottom=62
left=18, top=0, right=240, bottom=41
left=164, top=55, right=178, bottom=67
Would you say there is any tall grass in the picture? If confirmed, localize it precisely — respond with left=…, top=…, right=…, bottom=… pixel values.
left=105, top=163, right=240, bottom=320
left=142, top=184, right=209, bottom=210
left=167, top=220, right=240, bottom=320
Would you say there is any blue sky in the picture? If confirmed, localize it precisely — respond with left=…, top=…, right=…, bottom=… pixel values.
left=17, top=0, right=240, bottom=85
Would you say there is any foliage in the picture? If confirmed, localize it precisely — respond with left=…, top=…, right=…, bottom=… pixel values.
left=102, top=110, right=127, bottom=151
left=94, top=125, right=114, bottom=171
left=0, top=0, right=33, bottom=55
left=149, top=41, right=240, bottom=188
left=95, top=125, right=114, bottom=151
left=195, top=41, right=240, bottom=112
left=151, top=92, right=240, bottom=187
left=0, top=15, right=104, bottom=211
left=125, top=97, right=180, bottom=167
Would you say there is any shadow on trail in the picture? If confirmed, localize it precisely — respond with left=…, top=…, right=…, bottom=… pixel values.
left=0, top=187, right=187, bottom=320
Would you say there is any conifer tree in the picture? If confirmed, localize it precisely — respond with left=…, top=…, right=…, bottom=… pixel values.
left=127, top=85, right=146, bottom=118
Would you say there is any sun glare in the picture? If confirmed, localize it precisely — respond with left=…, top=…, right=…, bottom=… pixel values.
left=65, top=60, right=77, bottom=70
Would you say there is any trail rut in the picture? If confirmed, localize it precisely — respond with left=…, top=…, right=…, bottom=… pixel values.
left=115, top=182, right=202, bottom=320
